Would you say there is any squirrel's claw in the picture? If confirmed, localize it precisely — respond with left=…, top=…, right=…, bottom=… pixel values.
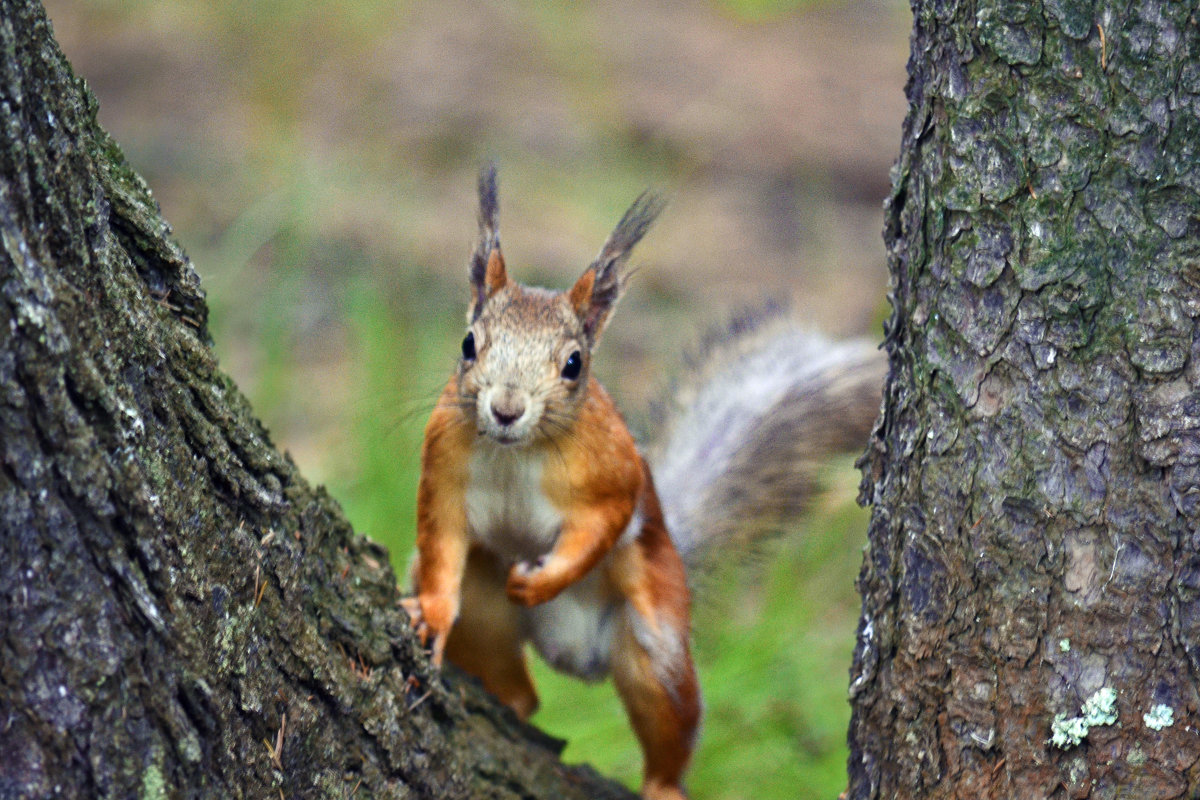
left=429, top=631, right=448, bottom=666
left=400, top=595, right=424, bottom=629
left=400, top=595, right=448, bottom=667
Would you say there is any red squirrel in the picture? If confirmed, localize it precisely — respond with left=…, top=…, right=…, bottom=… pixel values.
left=403, top=165, right=885, bottom=799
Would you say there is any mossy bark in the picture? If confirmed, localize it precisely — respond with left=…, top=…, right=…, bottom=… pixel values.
left=851, top=0, right=1200, bottom=797
left=0, top=2, right=635, bottom=798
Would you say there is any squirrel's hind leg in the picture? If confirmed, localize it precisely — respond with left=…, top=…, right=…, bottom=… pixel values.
left=444, top=546, right=539, bottom=719
left=611, top=609, right=701, bottom=800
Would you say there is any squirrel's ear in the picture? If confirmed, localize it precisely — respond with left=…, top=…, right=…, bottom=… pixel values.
left=469, top=162, right=507, bottom=319
left=574, top=191, right=665, bottom=340
left=567, top=266, right=596, bottom=318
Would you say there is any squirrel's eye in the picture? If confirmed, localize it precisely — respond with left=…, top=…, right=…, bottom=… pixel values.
left=461, top=332, right=476, bottom=361
left=561, top=350, right=582, bottom=380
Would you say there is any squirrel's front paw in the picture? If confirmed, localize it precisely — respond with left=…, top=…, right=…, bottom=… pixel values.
left=506, top=558, right=564, bottom=606
left=400, top=594, right=454, bottom=666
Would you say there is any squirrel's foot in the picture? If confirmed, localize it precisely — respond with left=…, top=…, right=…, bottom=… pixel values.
left=506, top=558, right=567, bottom=606
left=641, top=781, right=688, bottom=800
left=400, top=595, right=450, bottom=666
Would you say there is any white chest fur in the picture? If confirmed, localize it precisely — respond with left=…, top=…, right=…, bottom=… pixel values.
left=464, top=444, right=563, bottom=561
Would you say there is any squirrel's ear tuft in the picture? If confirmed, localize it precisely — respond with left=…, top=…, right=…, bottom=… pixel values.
left=576, top=191, right=665, bottom=340
left=469, top=162, right=507, bottom=319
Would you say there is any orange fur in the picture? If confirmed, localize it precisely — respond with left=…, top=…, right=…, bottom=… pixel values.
left=613, top=617, right=699, bottom=800
left=409, top=371, right=701, bottom=797
left=567, top=267, right=596, bottom=315
left=405, top=169, right=696, bottom=799
left=507, top=380, right=642, bottom=605
left=610, top=464, right=699, bottom=798
left=444, top=546, right=539, bottom=718
left=484, top=248, right=508, bottom=296
left=407, top=379, right=474, bottom=664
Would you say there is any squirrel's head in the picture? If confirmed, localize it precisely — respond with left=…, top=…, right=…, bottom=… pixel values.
left=456, top=164, right=664, bottom=446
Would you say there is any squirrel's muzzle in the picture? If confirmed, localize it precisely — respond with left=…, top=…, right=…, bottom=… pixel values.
left=491, top=393, right=527, bottom=428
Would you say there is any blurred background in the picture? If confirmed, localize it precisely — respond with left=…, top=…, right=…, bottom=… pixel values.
left=45, top=0, right=909, bottom=796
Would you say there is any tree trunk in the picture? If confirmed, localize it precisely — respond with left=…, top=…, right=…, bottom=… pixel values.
left=850, top=1, right=1200, bottom=798
left=0, top=2, right=635, bottom=797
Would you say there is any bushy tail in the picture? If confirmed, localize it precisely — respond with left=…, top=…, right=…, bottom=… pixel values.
left=647, top=313, right=886, bottom=574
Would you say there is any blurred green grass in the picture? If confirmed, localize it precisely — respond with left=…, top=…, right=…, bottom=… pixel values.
left=216, top=277, right=869, bottom=800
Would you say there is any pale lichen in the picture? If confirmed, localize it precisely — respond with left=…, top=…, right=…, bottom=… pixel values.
left=1050, top=687, right=1118, bottom=749
left=1143, top=703, right=1174, bottom=731
left=1081, top=687, right=1119, bottom=726
left=1050, top=713, right=1090, bottom=749
left=140, top=763, right=166, bottom=800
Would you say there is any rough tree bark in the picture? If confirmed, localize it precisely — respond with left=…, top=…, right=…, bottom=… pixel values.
left=851, top=1, right=1200, bottom=798
left=0, top=2, right=636, bottom=797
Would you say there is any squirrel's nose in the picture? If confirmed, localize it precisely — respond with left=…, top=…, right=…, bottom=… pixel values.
left=491, top=397, right=525, bottom=427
